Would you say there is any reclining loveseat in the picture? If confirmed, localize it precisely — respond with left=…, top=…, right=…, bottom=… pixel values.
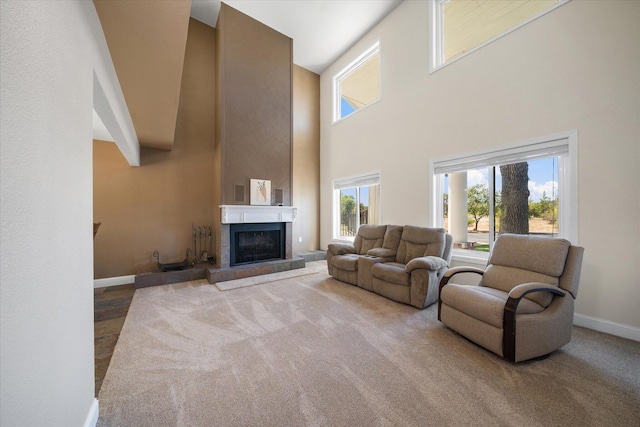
left=327, top=225, right=453, bottom=309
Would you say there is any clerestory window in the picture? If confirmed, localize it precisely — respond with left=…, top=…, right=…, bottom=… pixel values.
left=430, top=0, right=569, bottom=72
left=333, top=41, right=381, bottom=122
left=430, top=131, right=577, bottom=261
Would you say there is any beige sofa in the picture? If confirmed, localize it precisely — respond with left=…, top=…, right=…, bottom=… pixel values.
left=327, top=225, right=453, bottom=309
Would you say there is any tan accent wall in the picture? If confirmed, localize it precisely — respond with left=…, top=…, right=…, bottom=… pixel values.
left=293, top=65, right=320, bottom=253
left=93, top=19, right=216, bottom=278
left=93, top=0, right=191, bottom=150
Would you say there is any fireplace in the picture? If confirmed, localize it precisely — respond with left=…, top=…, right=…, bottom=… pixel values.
left=217, top=205, right=297, bottom=270
left=230, top=222, right=285, bottom=266
left=207, top=206, right=302, bottom=283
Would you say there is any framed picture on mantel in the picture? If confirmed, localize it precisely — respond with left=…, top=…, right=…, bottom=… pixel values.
left=250, top=179, right=271, bottom=205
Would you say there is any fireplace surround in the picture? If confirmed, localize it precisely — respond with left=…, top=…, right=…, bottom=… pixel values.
left=219, top=205, right=296, bottom=267
left=205, top=205, right=303, bottom=283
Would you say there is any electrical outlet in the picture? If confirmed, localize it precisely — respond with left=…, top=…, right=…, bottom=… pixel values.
left=298, top=237, right=302, bottom=243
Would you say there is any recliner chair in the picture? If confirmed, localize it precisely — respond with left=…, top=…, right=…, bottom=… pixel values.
left=438, top=234, right=584, bottom=362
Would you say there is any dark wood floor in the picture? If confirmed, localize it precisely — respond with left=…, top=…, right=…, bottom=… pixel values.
left=94, top=283, right=135, bottom=396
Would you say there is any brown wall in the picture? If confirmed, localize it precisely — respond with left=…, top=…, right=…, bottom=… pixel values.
left=94, top=15, right=321, bottom=278
left=292, top=65, right=320, bottom=253
left=215, top=4, right=293, bottom=206
left=93, top=19, right=216, bottom=278
left=214, top=3, right=293, bottom=267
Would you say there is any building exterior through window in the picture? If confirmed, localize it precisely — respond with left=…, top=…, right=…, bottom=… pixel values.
left=431, top=132, right=577, bottom=260
left=333, top=41, right=381, bottom=122
left=430, top=0, right=568, bottom=72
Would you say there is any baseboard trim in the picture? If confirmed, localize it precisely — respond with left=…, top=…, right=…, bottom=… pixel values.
left=94, top=275, right=135, bottom=288
left=574, top=313, right=640, bottom=342
left=83, top=398, right=99, bottom=427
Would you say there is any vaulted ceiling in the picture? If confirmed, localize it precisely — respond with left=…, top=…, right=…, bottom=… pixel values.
left=190, top=0, right=402, bottom=74
left=92, top=0, right=402, bottom=151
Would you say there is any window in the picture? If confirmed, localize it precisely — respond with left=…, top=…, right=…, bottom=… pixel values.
left=333, top=41, right=381, bottom=122
left=333, top=172, right=381, bottom=240
left=430, top=131, right=577, bottom=261
left=430, top=0, right=569, bottom=72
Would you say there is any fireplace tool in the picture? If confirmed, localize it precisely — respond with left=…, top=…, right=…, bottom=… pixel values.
left=192, top=225, right=197, bottom=264
left=153, top=248, right=191, bottom=272
left=207, top=226, right=214, bottom=263
left=192, top=224, right=215, bottom=264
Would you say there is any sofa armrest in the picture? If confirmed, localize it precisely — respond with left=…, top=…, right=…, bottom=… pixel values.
left=367, top=247, right=396, bottom=259
left=406, top=256, right=448, bottom=273
left=327, top=243, right=356, bottom=256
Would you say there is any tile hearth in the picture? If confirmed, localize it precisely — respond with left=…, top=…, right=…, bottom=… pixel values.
left=134, top=257, right=306, bottom=289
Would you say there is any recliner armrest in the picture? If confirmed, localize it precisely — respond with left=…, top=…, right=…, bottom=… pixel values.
left=438, top=266, right=485, bottom=321
left=439, top=266, right=485, bottom=292
left=503, top=283, right=567, bottom=362
left=406, top=256, right=448, bottom=273
left=327, top=243, right=356, bottom=256
left=508, top=282, right=566, bottom=301
left=443, top=266, right=485, bottom=279
left=367, top=247, right=396, bottom=258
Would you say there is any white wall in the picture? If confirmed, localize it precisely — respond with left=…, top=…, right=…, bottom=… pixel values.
left=1, top=1, right=105, bottom=425
left=320, top=0, right=640, bottom=336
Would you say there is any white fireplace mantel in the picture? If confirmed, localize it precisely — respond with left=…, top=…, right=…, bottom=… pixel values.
left=220, top=205, right=297, bottom=224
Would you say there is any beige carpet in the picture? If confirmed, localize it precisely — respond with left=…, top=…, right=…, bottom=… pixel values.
left=97, top=262, right=640, bottom=426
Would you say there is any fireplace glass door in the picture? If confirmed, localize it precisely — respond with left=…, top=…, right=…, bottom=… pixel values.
left=230, top=223, right=285, bottom=266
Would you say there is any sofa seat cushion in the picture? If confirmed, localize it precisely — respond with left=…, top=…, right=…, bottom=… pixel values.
left=441, top=284, right=545, bottom=328
left=331, top=254, right=360, bottom=272
left=371, top=262, right=410, bottom=286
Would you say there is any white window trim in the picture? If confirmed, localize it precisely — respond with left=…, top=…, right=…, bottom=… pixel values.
left=332, top=170, right=382, bottom=242
left=429, top=0, right=571, bottom=74
left=333, top=41, right=381, bottom=124
left=429, top=130, right=578, bottom=262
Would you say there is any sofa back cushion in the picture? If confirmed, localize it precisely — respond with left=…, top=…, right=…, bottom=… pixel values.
left=481, top=234, right=571, bottom=307
left=395, top=226, right=446, bottom=264
left=488, top=234, right=571, bottom=277
left=382, top=225, right=403, bottom=251
left=354, top=224, right=387, bottom=255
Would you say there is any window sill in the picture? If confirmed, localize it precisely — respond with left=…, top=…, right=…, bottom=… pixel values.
left=450, top=249, right=488, bottom=266
left=331, top=237, right=355, bottom=244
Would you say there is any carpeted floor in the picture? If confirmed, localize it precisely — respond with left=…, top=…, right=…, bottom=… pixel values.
left=97, top=262, right=640, bottom=426
left=214, top=262, right=326, bottom=291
